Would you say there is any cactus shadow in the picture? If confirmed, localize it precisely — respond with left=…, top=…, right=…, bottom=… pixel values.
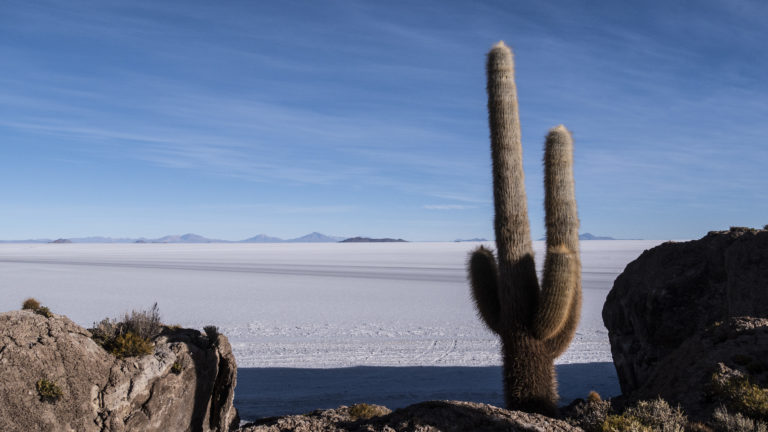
left=235, top=362, right=619, bottom=421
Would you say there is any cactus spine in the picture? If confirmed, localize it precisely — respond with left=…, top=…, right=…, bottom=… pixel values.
left=468, top=41, right=581, bottom=416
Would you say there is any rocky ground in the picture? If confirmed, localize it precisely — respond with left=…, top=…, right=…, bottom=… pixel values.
left=237, top=400, right=580, bottom=432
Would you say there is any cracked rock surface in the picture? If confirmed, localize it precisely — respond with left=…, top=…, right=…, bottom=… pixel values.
left=0, top=310, right=238, bottom=432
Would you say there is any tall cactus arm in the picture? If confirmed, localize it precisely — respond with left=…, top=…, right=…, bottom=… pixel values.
left=532, top=125, right=581, bottom=341
left=486, top=41, right=539, bottom=322
left=468, top=246, right=502, bottom=334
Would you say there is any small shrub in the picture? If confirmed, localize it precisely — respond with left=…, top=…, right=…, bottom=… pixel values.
left=171, top=362, right=183, bottom=374
left=602, top=414, right=652, bottom=432
left=204, top=325, right=220, bottom=347
left=347, top=403, right=390, bottom=420
left=22, top=298, right=41, bottom=310
left=89, top=304, right=161, bottom=359
left=35, top=306, right=53, bottom=318
left=602, top=398, right=686, bottom=432
left=105, top=331, right=154, bottom=359
left=36, top=379, right=62, bottom=403
left=203, top=325, right=219, bottom=339
left=90, top=318, right=121, bottom=345
left=21, top=298, right=53, bottom=318
left=567, top=393, right=612, bottom=432
left=711, top=374, right=768, bottom=420
left=122, top=302, right=162, bottom=340
left=712, top=405, right=768, bottom=432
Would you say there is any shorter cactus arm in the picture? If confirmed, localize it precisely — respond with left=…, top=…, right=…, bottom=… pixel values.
left=532, top=126, right=581, bottom=341
left=533, top=248, right=579, bottom=340
left=468, top=246, right=502, bottom=334
left=542, top=125, right=579, bottom=251
left=545, top=277, right=582, bottom=357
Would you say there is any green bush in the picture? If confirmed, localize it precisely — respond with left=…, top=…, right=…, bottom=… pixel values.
left=712, top=406, right=768, bottom=432
left=36, top=379, right=62, bottom=403
left=567, top=392, right=612, bottom=432
left=602, top=414, right=652, bottom=432
left=90, top=304, right=162, bottom=358
left=347, top=403, right=390, bottom=420
left=171, top=362, right=183, bottom=374
left=203, top=325, right=219, bottom=339
left=711, top=374, right=768, bottom=420
left=22, top=298, right=41, bottom=310
left=21, top=298, right=53, bottom=318
left=121, top=302, right=161, bottom=340
left=105, top=331, right=154, bottom=359
left=35, top=306, right=53, bottom=318
left=601, top=398, right=686, bottom=432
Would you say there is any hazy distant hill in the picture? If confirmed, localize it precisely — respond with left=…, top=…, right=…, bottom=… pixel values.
left=68, top=236, right=139, bottom=243
left=538, top=233, right=616, bottom=241
left=152, top=233, right=229, bottom=243
left=340, top=237, right=407, bottom=243
left=286, top=232, right=345, bottom=243
left=579, top=233, right=615, bottom=240
left=1, top=232, right=380, bottom=243
left=240, top=234, right=284, bottom=243
left=454, top=238, right=488, bottom=242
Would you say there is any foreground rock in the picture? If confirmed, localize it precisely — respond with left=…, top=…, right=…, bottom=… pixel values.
left=238, top=400, right=582, bottom=432
left=603, top=227, right=768, bottom=396
left=0, top=310, right=238, bottom=432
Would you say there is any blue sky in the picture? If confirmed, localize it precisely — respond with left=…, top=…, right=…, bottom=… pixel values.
left=1, top=0, right=766, bottom=241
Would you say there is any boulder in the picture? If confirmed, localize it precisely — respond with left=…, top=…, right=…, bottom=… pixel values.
left=238, top=400, right=582, bottom=432
left=0, top=310, right=238, bottom=432
left=602, top=227, right=768, bottom=396
left=631, top=317, right=768, bottom=420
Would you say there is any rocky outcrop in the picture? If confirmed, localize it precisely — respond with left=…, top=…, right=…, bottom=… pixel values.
left=628, top=317, right=768, bottom=420
left=602, top=227, right=768, bottom=396
left=238, top=400, right=582, bottom=432
left=0, top=310, right=238, bottom=432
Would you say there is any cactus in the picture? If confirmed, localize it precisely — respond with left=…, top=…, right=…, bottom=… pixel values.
left=468, top=41, right=581, bottom=416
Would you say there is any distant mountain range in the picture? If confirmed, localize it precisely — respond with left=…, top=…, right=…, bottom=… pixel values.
left=340, top=237, right=407, bottom=243
left=537, top=233, right=616, bottom=241
left=0, top=232, right=620, bottom=244
left=0, top=232, right=349, bottom=244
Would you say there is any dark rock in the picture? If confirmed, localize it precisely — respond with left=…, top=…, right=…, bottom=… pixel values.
left=238, top=400, right=582, bottom=431
left=602, top=227, right=768, bottom=400
left=0, top=310, right=238, bottom=432
left=630, top=317, right=768, bottom=420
